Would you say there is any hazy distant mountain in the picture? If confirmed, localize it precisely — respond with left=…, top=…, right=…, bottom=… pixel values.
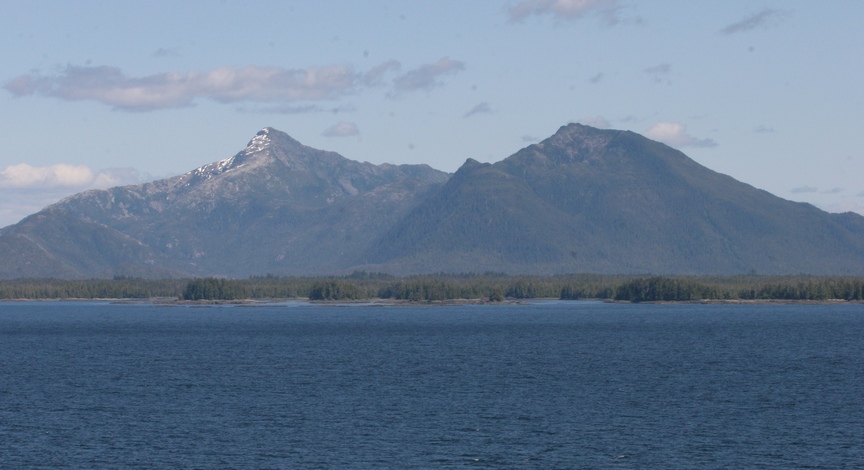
left=362, top=124, right=864, bottom=275
left=1, top=124, right=863, bottom=278
left=0, top=128, right=448, bottom=278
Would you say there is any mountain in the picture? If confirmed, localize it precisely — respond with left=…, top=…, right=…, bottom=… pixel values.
left=362, top=124, right=864, bottom=275
left=1, top=124, right=863, bottom=278
left=0, top=128, right=448, bottom=278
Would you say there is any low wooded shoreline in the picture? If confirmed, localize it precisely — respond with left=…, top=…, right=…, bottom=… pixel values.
left=2, top=273, right=863, bottom=303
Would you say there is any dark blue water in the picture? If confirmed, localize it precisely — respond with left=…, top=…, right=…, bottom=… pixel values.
left=1, top=301, right=862, bottom=468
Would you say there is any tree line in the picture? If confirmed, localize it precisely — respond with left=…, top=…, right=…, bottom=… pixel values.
left=0, top=273, right=862, bottom=302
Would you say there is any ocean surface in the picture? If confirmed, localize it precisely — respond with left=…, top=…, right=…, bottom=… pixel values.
left=1, top=300, right=862, bottom=469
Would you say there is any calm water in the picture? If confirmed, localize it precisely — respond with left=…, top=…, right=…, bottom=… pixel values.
left=1, top=301, right=862, bottom=469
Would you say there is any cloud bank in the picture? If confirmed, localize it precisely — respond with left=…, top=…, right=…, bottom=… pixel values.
left=4, top=58, right=466, bottom=111
left=0, top=163, right=140, bottom=190
left=0, top=164, right=143, bottom=228
left=645, top=122, right=717, bottom=149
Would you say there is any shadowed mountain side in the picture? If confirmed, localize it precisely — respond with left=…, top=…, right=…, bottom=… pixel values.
left=0, top=210, right=182, bottom=278
left=360, top=159, right=605, bottom=274
left=1, top=124, right=863, bottom=278
left=365, top=124, right=864, bottom=275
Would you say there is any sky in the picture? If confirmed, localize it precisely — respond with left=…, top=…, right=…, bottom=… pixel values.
left=1, top=0, right=863, bottom=227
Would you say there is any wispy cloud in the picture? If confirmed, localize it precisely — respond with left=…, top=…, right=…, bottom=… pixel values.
left=322, top=121, right=360, bottom=137
left=643, top=63, right=671, bottom=84
left=152, top=47, right=180, bottom=58
left=464, top=102, right=492, bottom=118
left=508, top=0, right=623, bottom=25
left=4, top=64, right=360, bottom=111
left=390, top=58, right=465, bottom=96
left=363, top=59, right=401, bottom=86
left=238, top=103, right=356, bottom=115
left=790, top=186, right=844, bottom=196
left=753, top=125, right=776, bottom=134
left=719, top=9, right=790, bottom=35
left=5, top=59, right=464, bottom=111
left=644, top=122, right=717, bottom=148
left=791, top=186, right=818, bottom=194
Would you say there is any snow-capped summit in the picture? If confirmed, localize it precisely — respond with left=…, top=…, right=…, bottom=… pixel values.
left=245, top=128, right=272, bottom=153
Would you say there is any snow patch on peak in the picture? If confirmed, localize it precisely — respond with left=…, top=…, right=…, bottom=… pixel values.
left=246, top=128, right=272, bottom=153
left=184, top=155, right=238, bottom=182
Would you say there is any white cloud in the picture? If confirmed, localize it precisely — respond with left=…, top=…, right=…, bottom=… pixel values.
left=322, top=121, right=360, bottom=137
left=6, top=59, right=464, bottom=111
left=5, top=64, right=360, bottom=111
left=0, top=163, right=141, bottom=190
left=0, top=165, right=142, bottom=228
left=0, top=163, right=93, bottom=189
left=719, top=9, right=790, bottom=35
left=464, top=102, right=492, bottom=118
left=390, top=58, right=466, bottom=95
left=644, top=122, right=717, bottom=149
left=509, top=0, right=622, bottom=25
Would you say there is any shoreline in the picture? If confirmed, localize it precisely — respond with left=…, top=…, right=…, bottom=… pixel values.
left=2, top=297, right=861, bottom=306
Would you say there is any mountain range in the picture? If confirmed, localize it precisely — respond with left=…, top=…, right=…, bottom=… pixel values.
left=2, top=124, right=864, bottom=278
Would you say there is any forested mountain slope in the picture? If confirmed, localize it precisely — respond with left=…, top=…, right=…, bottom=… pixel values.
left=2, top=124, right=863, bottom=278
left=364, top=124, right=864, bottom=274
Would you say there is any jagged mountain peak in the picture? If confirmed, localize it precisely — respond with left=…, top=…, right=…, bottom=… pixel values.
left=245, top=127, right=304, bottom=153
left=245, top=128, right=274, bottom=153
left=166, top=127, right=449, bottom=205
left=2, top=123, right=863, bottom=278
left=178, top=127, right=310, bottom=183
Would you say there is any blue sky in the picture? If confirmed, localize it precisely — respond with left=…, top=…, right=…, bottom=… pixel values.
left=2, top=0, right=863, bottom=227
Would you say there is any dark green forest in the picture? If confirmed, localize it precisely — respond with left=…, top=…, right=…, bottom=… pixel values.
left=1, top=273, right=863, bottom=302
